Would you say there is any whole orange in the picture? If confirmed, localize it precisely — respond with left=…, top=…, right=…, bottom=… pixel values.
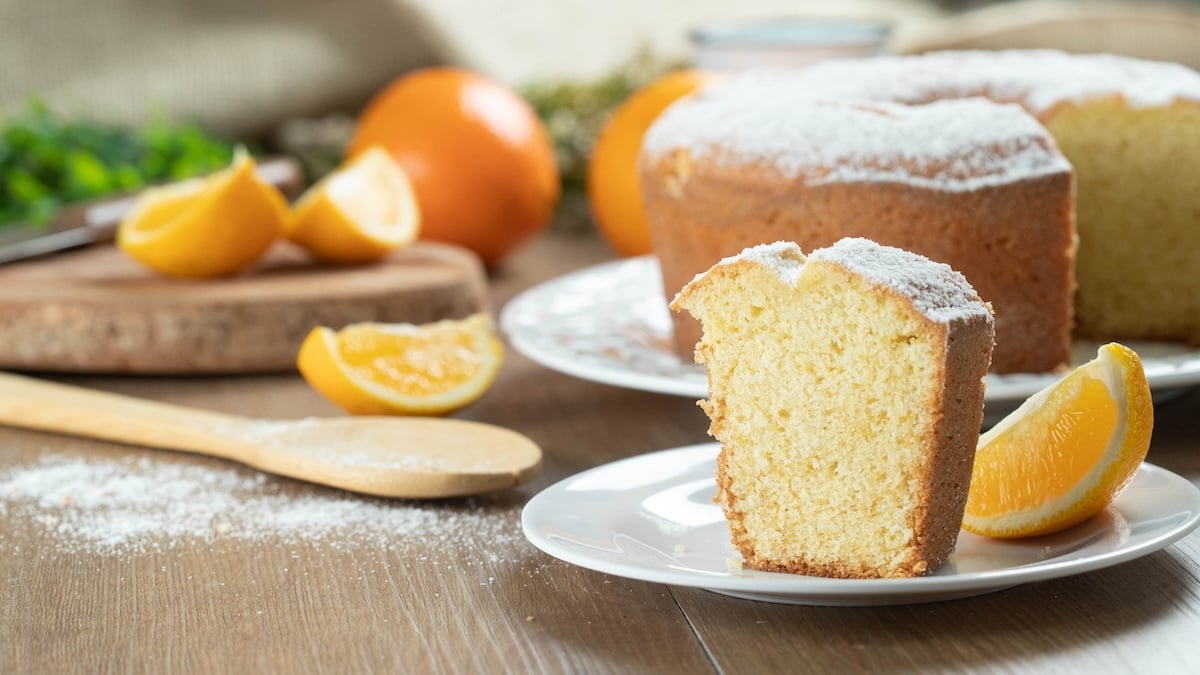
left=587, top=69, right=714, bottom=257
left=346, top=68, right=559, bottom=266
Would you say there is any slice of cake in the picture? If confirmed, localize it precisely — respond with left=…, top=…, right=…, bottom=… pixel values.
left=671, top=238, right=995, bottom=579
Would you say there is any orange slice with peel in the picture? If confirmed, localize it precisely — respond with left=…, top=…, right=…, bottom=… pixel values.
left=286, top=147, right=420, bottom=263
left=963, top=342, right=1154, bottom=538
left=117, top=149, right=287, bottom=278
left=297, top=313, right=503, bottom=416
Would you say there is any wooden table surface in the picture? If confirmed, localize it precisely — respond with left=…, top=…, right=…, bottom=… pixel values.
left=2, top=230, right=1199, bottom=674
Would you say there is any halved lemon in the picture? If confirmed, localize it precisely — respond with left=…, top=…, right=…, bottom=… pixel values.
left=117, top=149, right=287, bottom=278
left=285, top=146, right=420, bottom=263
left=297, top=313, right=503, bottom=416
left=963, top=342, right=1154, bottom=538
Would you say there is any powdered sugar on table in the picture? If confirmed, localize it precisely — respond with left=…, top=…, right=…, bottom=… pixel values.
left=0, top=452, right=522, bottom=555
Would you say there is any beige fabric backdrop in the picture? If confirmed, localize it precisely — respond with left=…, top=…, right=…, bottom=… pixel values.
left=2, top=0, right=1196, bottom=138
left=0, top=0, right=933, bottom=137
left=894, top=0, right=1200, bottom=67
left=0, top=0, right=451, bottom=137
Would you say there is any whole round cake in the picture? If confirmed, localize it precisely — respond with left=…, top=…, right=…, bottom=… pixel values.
left=642, top=92, right=1074, bottom=374
left=640, top=49, right=1200, bottom=373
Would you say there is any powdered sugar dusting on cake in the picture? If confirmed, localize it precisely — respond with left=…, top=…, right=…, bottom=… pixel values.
left=689, top=239, right=989, bottom=325
left=809, top=238, right=991, bottom=324
left=727, top=241, right=806, bottom=285
left=789, top=49, right=1200, bottom=114
left=675, top=241, right=805, bottom=301
left=644, top=87, right=1069, bottom=191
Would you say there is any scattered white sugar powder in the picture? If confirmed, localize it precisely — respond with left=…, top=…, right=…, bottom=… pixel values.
left=231, top=418, right=457, bottom=472
left=0, top=453, right=523, bottom=555
left=718, top=241, right=806, bottom=286
left=810, top=237, right=991, bottom=324
left=690, top=238, right=990, bottom=326
left=644, top=91, right=1069, bottom=192
left=782, top=49, right=1200, bottom=114
left=676, top=240, right=806, bottom=303
left=643, top=49, right=1200, bottom=191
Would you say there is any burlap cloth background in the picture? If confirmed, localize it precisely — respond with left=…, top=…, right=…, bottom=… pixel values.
left=0, top=0, right=450, bottom=138
left=1, top=0, right=1197, bottom=140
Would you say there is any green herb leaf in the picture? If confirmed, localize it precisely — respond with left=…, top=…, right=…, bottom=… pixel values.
left=0, top=100, right=239, bottom=227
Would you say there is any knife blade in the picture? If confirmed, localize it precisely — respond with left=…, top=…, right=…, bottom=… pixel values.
left=0, top=155, right=305, bottom=265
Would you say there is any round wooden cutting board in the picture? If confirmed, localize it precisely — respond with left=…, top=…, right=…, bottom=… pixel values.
left=0, top=242, right=490, bottom=374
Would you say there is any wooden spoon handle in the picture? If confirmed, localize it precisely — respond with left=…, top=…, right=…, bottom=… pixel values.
left=0, top=371, right=253, bottom=461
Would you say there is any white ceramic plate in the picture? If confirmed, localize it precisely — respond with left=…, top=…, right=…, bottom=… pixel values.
left=501, top=256, right=1200, bottom=414
left=522, top=443, right=1200, bottom=606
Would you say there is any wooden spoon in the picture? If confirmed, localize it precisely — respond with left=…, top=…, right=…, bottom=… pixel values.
left=0, top=372, right=541, bottom=498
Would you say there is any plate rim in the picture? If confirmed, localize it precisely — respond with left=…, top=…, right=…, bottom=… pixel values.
left=521, top=442, right=1200, bottom=603
left=500, top=255, right=1200, bottom=403
left=505, top=326, right=706, bottom=399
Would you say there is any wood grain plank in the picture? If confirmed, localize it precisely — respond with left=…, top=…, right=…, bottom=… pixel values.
left=0, top=240, right=489, bottom=374
left=0, top=367, right=715, bottom=673
left=672, top=539, right=1200, bottom=674
left=0, top=233, right=720, bottom=673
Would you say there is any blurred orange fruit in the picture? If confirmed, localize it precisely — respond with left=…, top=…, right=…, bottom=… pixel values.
left=117, top=150, right=286, bottom=278
left=346, top=68, right=559, bottom=266
left=963, top=343, right=1154, bottom=538
left=286, top=147, right=420, bottom=263
left=297, top=313, right=503, bottom=416
left=587, top=69, right=714, bottom=257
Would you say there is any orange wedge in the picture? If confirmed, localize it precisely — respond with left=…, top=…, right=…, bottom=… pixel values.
left=297, top=313, right=503, bottom=416
left=117, top=149, right=287, bottom=278
left=963, top=343, right=1154, bottom=538
left=285, top=147, right=420, bottom=263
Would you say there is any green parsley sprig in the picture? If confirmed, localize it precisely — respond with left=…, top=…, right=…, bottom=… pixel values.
left=0, top=100, right=239, bottom=226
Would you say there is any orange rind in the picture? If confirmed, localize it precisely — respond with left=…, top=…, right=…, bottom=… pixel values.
left=117, top=149, right=287, bottom=278
left=286, top=147, right=420, bottom=263
left=963, top=343, right=1154, bottom=538
left=297, top=314, right=503, bottom=416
